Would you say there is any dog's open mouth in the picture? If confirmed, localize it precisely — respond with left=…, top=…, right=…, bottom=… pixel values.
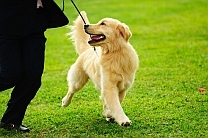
left=88, top=34, right=106, bottom=44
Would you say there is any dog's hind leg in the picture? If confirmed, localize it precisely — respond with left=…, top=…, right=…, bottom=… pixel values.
left=62, top=64, right=89, bottom=107
left=103, top=104, right=114, bottom=122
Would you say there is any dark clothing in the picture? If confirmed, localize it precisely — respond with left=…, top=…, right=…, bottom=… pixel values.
left=0, top=34, right=46, bottom=125
left=0, top=0, right=69, bottom=36
left=0, top=0, right=68, bottom=125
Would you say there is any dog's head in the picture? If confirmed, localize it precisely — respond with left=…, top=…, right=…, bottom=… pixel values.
left=84, top=18, right=132, bottom=48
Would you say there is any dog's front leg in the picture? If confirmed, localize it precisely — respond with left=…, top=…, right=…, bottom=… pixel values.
left=101, top=87, right=131, bottom=126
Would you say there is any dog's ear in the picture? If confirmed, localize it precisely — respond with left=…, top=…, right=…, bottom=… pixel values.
left=116, top=23, right=132, bottom=41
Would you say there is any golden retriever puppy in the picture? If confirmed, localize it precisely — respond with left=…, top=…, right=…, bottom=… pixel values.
left=62, top=11, right=139, bottom=126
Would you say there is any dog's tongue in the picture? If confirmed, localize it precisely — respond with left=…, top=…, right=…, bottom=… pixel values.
left=91, top=35, right=101, bottom=40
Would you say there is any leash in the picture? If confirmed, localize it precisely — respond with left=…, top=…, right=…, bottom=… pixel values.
left=62, top=0, right=64, bottom=11
left=69, top=0, right=98, bottom=56
left=63, top=0, right=86, bottom=25
left=70, top=0, right=87, bottom=25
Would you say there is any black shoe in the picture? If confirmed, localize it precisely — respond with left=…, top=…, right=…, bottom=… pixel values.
left=0, top=122, right=30, bottom=133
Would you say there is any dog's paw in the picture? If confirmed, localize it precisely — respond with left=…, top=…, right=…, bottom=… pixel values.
left=117, top=118, right=132, bottom=127
left=62, top=96, right=70, bottom=107
left=121, top=121, right=132, bottom=127
left=106, top=117, right=115, bottom=123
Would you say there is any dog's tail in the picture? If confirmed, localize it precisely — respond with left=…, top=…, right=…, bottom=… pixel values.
left=67, top=11, right=91, bottom=55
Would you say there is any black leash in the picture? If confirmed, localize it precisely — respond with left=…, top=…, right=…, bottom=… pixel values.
left=70, top=0, right=87, bottom=25
left=62, top=0, right=65, bottom=11
left=62, top=0, right=86, bottom=25
left=70, top=0, right=98, bottom=56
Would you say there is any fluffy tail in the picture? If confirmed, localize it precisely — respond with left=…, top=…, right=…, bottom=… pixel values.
left=67, top=11, right=91, bottom=55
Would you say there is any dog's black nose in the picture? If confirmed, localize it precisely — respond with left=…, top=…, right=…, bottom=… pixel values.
left=84, top=24, right=89, bottom=29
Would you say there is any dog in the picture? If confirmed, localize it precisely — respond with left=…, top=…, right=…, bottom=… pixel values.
left=62, top=11, right=139, bottom=126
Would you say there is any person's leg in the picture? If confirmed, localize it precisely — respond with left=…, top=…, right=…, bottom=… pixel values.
left=1, top=34, right=46, bottom=126
left=0, top=36, right=23, bottom=91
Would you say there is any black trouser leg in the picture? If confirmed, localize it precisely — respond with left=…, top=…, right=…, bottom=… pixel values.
left=0, top=35, right=46, bottom=125
left=0, top=37, right=23, bottom=91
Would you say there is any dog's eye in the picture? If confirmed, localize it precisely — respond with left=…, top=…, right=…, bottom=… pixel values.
left=100, top=22, right=106, bottom=25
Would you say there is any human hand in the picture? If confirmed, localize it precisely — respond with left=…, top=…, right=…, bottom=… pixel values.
left=37, top=0, right=43, bottom=8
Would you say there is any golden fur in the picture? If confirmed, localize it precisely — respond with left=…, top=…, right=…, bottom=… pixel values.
left=62, top=11, right=139, bottom=126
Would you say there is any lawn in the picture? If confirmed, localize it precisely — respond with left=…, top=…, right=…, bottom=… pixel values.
left=0, top=0, right=207, bottom=137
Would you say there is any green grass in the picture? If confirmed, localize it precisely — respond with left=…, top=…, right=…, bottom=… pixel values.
left=0, top=0, right=208, bottom=137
